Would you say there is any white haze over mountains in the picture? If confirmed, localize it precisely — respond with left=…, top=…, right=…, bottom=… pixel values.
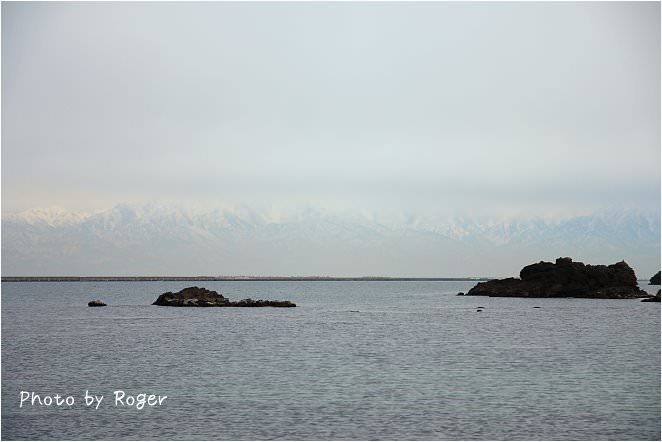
left=2, top=3, right=660, bottom=278
left=2, top=203, right=659, bottom=279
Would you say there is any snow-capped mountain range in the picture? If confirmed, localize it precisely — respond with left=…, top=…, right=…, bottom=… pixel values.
left=2, top=203, right=660, bottom=278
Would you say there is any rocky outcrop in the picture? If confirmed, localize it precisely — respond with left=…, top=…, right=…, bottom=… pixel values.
left=465, top=257, right=649, bottom=299
left=649, top=271, right=660, bottom=285
left=229, top=298, right=296, bottom=307
left=152, top=286, right=296, bottom=307
left=642, top=290, right=661, bottom=302
left=88, top=300, right=107, bottom=307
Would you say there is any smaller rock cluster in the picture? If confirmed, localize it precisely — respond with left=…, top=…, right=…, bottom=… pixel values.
left=641, top=290, right=661, bottom=303
left=152, top=286, right=296, bottom=307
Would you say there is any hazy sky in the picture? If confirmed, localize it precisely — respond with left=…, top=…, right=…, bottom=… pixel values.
left=2, top=2, right=660, bottom=215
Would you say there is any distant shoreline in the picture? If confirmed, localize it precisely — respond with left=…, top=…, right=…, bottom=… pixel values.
left=1, top=276, right=491, bottom=282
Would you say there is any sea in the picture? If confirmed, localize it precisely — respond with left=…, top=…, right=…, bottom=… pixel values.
left=1, top=280, right=660, bottom=440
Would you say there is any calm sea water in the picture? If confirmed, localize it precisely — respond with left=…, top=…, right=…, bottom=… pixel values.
left=2, top=280, right=660, bottom=440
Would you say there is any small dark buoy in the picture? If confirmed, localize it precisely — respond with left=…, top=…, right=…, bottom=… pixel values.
left=88, top=300, right=107, bottom=307
left=476, top=309, right=483, bottom=312
left=533, top=306, right=541, bottom=308
left=477, top=306, right=485, bottom=308
left=456, top=292, right=465, bottom=296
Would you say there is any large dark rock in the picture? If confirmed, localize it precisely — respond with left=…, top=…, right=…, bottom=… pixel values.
left=152, top=286, right=296, bottom=307
left=649, top=271, right=660, bottom=285
left=642, top=290, right=661, bottom=303
left=466, top=257, right=649, bottom=299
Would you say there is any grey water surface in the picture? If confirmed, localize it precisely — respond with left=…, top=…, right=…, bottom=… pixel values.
left=2, top=281, right=660, bottom=440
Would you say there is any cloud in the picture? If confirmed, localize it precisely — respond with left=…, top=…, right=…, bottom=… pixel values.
left=2, top=2, right=659, bottom=215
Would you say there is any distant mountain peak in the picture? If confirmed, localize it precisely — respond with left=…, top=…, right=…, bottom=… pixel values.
left=2, top=203, right=659, bottom=278
left=4, top=206, right=93, bottom=227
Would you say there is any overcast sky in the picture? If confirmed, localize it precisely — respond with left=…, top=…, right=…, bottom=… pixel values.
left=2, top=2, right=660, bottom=215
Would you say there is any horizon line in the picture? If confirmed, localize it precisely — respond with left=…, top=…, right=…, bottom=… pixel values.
left=1, top=275, right=493, bottom=282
